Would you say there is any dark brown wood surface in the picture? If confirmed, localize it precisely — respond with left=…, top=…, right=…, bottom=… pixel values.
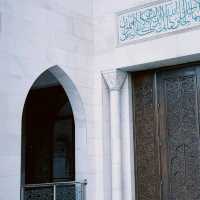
left=133, top=71, right=161, bottom=200
left=157, top=66, right=200, bottom=200
left=133, top=64, right=200, bottom=200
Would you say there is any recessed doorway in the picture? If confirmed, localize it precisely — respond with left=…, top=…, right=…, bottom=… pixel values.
left=22, top=70, right=75, bottom=185
left=132, top=63, right=200, bottom=200
left=20, top=68, right=88, bottom=200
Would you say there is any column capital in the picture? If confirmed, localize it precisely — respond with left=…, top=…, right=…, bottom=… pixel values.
left=102, top=69, right=127, bottom=91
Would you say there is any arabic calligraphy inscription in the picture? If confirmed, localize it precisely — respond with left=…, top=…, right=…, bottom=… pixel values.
left=118, top=0, right=200, bottom=44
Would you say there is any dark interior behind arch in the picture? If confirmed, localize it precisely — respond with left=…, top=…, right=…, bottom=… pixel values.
left=22, top=70, right=75, bottom=185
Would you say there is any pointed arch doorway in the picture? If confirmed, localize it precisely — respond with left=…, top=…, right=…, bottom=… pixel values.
left=21, top=66, right=87, bottom=200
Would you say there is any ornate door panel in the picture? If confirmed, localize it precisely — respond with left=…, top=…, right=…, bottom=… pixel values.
left=133, top=65, right=200, bottom=200
left=133, top=71, right=161, bottom=200
left=158, top=67, right=200, bottom=200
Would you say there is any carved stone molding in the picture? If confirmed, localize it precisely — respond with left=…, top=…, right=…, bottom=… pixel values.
left=102, top=69, right=127, bottom=91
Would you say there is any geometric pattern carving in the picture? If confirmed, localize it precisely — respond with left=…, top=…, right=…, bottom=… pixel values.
left=24, top=187, right=53, bottom=200
left=163, top=72, right=200, bottom=200
left=56, top=185, right=78, bottom=200
left=133, top=66, right=200, bottom=200
left=133, top=71, right=161, bottom=200
left=24, top=183, right=85, bottom=200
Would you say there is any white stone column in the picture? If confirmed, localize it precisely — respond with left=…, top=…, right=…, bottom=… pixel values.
left=102, top=69, right=127, bottom=200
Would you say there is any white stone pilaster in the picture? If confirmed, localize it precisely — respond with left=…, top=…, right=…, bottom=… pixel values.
left=102, top=69, right=127, bottom=200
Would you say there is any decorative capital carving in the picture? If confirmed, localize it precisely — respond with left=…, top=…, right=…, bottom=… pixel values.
left=102, top=69, right=127, bottom=91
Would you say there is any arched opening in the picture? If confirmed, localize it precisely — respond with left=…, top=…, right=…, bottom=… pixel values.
left=22, top=70, right=75, bottom=184
left=21, top=67, right=87, bottom=200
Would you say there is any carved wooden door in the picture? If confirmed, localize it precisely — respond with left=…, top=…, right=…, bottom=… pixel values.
left=133, top=71, right=161, bottom=200
left=158, top=66, right=200, bottom=200
left=133, top=65, right=200, bottom=200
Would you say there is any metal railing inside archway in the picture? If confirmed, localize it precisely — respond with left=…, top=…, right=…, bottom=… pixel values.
left=22, top=181, right=87, bottom=200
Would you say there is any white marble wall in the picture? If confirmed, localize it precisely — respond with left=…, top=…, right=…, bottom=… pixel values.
left=0, top=1, right=103, bottom=200
left=93, top=0, right=200, bottom=71
left=92, top=0, right=200, bottom=200
left=1, top=0, right=200, bottom=200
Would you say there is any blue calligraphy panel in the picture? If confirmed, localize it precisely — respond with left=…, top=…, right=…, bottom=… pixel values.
left=118, top=0, right=200, bottom=44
